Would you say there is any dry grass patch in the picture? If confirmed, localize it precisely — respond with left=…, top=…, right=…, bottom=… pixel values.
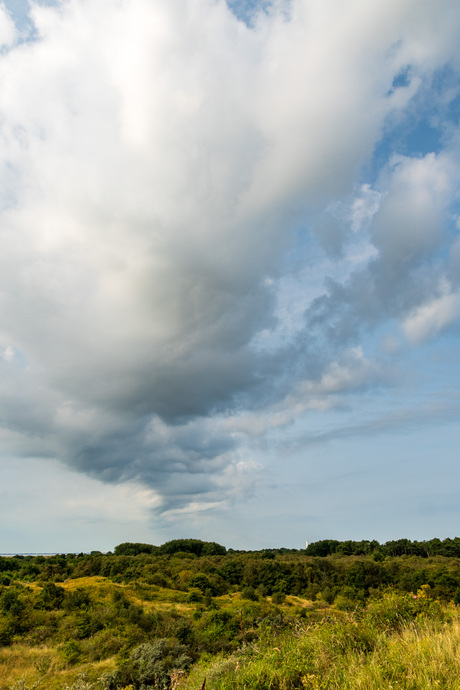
left=0, top=645, right=57, bottom=689
left=0, top=647, right=116, bottom=690
left=59, top=578, right=110, bottom=592
left=38, top=658, right=116, bottom=690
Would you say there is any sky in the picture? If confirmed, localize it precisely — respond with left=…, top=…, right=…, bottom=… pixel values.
left=0, top=0, right=460, bottom=553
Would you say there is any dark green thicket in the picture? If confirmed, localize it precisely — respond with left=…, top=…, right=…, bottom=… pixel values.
left=158, top=539, right=227, bottom=557
left=305, top=537, right=460, bottom=558
left=113, top=543, right=158, bottom=556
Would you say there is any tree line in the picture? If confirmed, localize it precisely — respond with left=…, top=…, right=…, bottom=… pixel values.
left=2, top=537, right=460, bottom=604
left=305, top=537, right=460, bottom=558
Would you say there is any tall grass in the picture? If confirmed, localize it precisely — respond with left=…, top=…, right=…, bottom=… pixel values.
left=0, top=650, right=116, bottom=690
left=180, top=592, right=460, bottom=689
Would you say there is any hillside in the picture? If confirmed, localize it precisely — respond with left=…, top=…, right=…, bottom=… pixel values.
left=2, top=539, right=460, bottom=688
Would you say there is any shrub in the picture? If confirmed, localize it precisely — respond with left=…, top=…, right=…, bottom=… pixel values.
left=187, top=588, right=203, bottom=603
left=241, top=587, right=258, bottom=601
left=61, top=640, right=83, bottom=665
left=35, top=583, right=65, bottom=610
left=64, top=587, right=92, bottom=611
left=115, top=639, right=192, bottom=690
left=0, top=620, right=13, bottom=646
left=0, top=589, right=25, bottom=616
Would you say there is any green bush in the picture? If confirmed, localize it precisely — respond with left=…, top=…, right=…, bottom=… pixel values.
left=271, top=591, right=286, bottom=605
left=241, top=586, right=258, bottom=601
left=61, top=640, right=83, bottom=665
left=35, top=583, right=65, bottom=610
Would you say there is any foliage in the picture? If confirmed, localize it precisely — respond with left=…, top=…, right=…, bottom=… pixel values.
left=306, top=536, right=460, bottom=559
left=3, top=539, right=460, bottom=688
left=114, top=539, right=226, bottom=559
left=112, top=639, right=192, bottom=690
left=113, top=544, right=158, bottom=557
left=157, top=540, right=226, bottom=557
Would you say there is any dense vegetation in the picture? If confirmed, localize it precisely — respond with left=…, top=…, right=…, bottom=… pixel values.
left=305, top=536, right=460, bottom=559
left=2, top=537, right=460, bottom=688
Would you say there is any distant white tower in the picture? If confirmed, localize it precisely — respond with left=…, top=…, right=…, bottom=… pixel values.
left=305, top=540, right=308, bottom=549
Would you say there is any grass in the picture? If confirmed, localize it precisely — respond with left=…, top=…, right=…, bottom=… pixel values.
left=179, top=594, right=460, bottom=689
left=0, top=644, right=116, bottom=690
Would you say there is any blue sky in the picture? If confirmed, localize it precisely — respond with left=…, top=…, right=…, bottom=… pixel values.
left=0, top=0, right=460, bottom=553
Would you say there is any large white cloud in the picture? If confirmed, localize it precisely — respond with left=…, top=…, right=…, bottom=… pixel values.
left=0, top=0, right=459, bottom=515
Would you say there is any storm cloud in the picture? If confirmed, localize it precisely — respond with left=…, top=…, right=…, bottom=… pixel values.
left=0, top=0, right=459, bottom=518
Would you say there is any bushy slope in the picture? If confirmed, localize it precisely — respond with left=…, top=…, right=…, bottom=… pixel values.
left=2, top=540, right=460, bottom=688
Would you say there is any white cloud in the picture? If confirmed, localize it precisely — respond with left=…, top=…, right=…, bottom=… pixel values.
left=350, top=185, right=382, bottom=233
left=403, top=287, right=460, bottom=344
left=0, top=4, right=16, bottom=47
left=1, top=345, right=14, bottom=362
left=371, top=152, right=455, bottom=271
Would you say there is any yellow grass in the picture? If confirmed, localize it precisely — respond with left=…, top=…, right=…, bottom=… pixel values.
left=0, top=644, right=116, bottom=690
